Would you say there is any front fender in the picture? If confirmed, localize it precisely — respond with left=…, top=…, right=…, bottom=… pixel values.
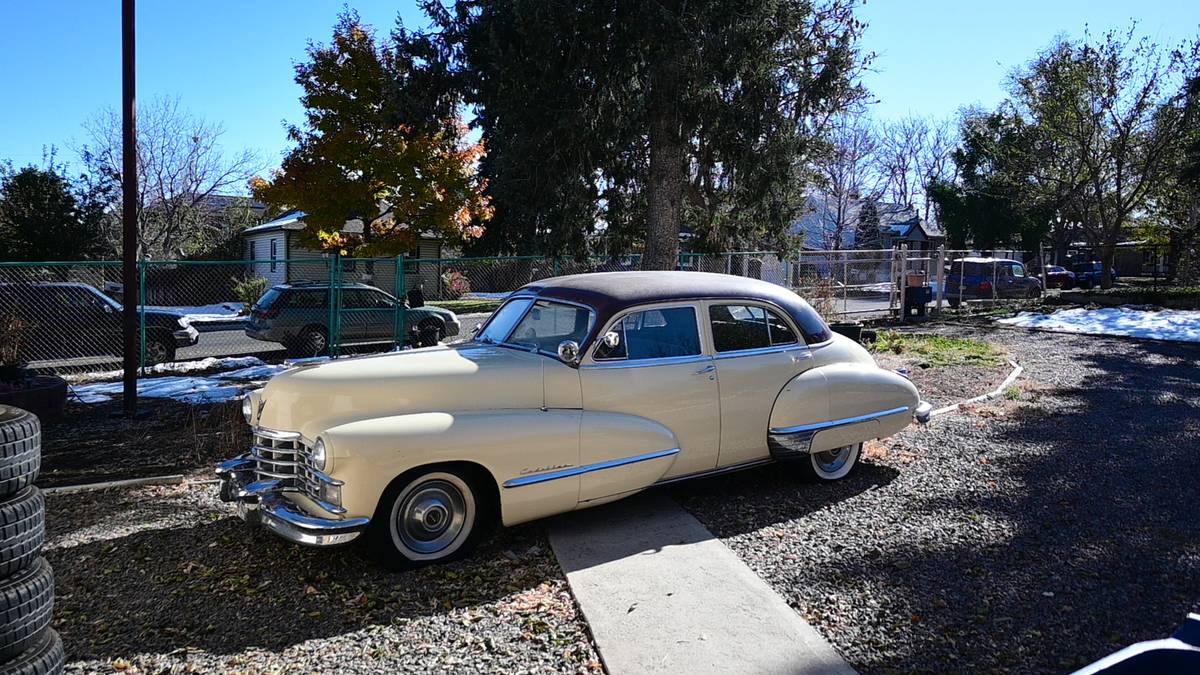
left=322, top=410, right=583, bottom=526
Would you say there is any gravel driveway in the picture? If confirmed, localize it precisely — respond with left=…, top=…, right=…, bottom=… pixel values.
left=672, top=326, right=1200, bottom=673
left=47, top=483, right=600, bottom=674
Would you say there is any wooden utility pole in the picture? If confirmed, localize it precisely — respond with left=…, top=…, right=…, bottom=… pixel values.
left=121, top=0, right=139, bottom=415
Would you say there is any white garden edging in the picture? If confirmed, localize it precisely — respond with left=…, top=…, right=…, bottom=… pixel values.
left=42, top=474, right=185, bottom=495
left=929, top=359, right=1023, bottom=418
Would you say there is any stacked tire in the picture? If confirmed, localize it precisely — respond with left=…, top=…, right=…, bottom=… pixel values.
left=0, top=406, right=62, bottom=675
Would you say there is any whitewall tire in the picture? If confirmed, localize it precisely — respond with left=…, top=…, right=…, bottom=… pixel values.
left=371, top=469, right=489, bottom=568
left=796, top=443, right=862, bottom=482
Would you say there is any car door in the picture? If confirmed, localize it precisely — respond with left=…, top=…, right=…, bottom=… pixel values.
left=361, top=289, right=399, bottom=342
left=705, top=302, right=813, bottom=468
left=59, top=285, right=120, bottom=358
left=578, top=302, right=720, bottom=499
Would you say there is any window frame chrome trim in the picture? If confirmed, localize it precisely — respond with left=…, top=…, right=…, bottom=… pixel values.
left=712, top=344, right=810, bottom=361
left=580, top=354, right=711, bottom=370
left=586, top=301, right=707, bottom=365
left=502, top=447, right=680, bottom=488
left=706, top=300, right=803, bottom=354
left=769, top=405, right=911, bottom=435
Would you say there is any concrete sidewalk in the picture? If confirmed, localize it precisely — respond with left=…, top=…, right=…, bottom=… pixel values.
left=548, top=493, right=856, bottom=675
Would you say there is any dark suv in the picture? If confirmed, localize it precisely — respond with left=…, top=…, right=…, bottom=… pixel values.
left=1071, top=261, right=1118, bottom=289
left=245, top=282, right=460, bottom=357
left=0, top=282, right=199, bottom=366
left=944, top=258, right=1042, bottom=308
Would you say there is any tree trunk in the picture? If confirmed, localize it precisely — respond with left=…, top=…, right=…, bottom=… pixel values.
left=642, top=54, right=685, bottom=271
left=1100, top=242, right=1116, bottom=289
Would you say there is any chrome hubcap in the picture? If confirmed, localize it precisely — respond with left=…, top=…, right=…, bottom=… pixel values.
left=395, top=480, right=468, bottom=555
left=814, top=446, right=852, bottom=473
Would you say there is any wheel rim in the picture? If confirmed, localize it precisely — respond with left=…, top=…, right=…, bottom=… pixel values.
left=390, top=474, right=475, bottom=559
left=146, top=341, right=168, bottom=365
left=306, top=330, right=326, bottom=354
left=814, top=446, right=852, bottom=474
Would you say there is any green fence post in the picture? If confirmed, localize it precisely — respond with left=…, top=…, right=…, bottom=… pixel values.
left=327, top=253, right=339, bottom=358
left=553, top=257, right=560, bottom=277
left=138, top=259, right=147, bottom=371
left=395, top=255, right=407, bottom=348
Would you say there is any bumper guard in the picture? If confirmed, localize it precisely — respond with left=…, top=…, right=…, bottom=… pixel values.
left=216, top=455, right=369, bottom=546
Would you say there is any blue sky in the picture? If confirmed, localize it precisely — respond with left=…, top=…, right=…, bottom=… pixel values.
left=1, top=1, right=1197, bottom=183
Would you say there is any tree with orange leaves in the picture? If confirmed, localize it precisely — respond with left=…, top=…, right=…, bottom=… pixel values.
left=251, top=11, right=491, bottom=257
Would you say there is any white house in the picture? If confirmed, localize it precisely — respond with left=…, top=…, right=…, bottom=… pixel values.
left=243, top=211, right=445, bottom=293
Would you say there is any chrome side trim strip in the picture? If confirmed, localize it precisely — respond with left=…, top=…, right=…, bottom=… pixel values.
left=769, top=405, right=910, bottom=435
left=713, top=345, right=806, bottom=360
left=503, top=447, right=680, bottom=488
left=652, top=458, right=774, bottom=486
left=581, top=354, right=709, bottom=370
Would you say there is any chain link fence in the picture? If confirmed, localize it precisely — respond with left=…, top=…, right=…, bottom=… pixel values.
left=0, top=247, right=1096, bottom=376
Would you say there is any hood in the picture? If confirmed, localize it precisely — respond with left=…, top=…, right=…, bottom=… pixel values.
left=255, top=343, right=546, bottom=437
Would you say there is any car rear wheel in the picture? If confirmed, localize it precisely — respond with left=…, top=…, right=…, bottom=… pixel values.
left=370, top=468, right=491, bottom=568
left=794, top=443, right=861, bottom=482
left=416, top=318, right=444, bottom=347
left=288, top=326, right=328, bottom=358
left=947, top=298, right=960, bottom=309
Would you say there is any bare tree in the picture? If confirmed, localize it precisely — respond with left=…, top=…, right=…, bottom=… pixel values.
left=79, top=97, right=262, bottom=259
left=810, top=114, right=883, bottom=249
left=873, top=115, right=958, bottom=222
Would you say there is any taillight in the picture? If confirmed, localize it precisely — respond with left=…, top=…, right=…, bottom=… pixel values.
left=980, top=281, right=992, bottom=292
left=256, top=307, right=280, bottom=319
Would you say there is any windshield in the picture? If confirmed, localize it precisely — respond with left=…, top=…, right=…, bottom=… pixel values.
left=475, top=297, right=594, bottom=353
left=475, top=298, right=534, bottom=344
left=506, top=300, right=594, bottom=353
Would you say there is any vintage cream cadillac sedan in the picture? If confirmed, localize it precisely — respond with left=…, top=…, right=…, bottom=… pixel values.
left=218, top=272, right=931, bottom=565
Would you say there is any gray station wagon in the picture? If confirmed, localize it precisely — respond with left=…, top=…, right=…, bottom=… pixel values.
left=245, top=282, right=460, bottom=357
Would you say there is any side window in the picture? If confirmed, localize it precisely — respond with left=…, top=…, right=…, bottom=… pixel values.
left=365, top=291, right=395, bottom=309
left=595, top=306, right=700, bottom=361
left=709, top=305, right=769, bottom=352
left=1010, top=263, right=1025, bottom=278
left=766, top=309, right=798, bottom=345
left=284, top=290, right=327, bottom=309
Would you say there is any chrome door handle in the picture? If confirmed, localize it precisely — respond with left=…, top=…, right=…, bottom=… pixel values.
left=790, top=351, right=812, bottom=363
left=696, top=364, right=716, bottom=375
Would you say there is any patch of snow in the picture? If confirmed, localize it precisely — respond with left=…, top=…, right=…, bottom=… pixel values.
left=69, top=376, right=247, bottom=405
left=68, top=356, right=267, bottom=383
left=996, top=306, right=1200, bottom=343
left=148, top=302, right=245, bottom=322
left=461, top=292, right=512, bottom=300
left=214, top=364, right=289, bottom=381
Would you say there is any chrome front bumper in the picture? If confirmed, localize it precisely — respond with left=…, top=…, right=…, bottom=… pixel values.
left=216, top=456, right=369, bottom=546
left=913, top=401, right=934, bottom=425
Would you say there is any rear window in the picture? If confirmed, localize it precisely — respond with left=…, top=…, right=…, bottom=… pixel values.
left=792, top=301, right=831, bottom=344
left=253, top=288, right=282, bottom=310
left=951, top=261, right=987, bottom=276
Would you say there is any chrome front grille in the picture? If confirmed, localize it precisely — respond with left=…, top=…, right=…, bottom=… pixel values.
left=251, top=429, right=316, bottom=496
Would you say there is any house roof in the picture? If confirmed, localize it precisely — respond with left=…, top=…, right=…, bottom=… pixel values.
left=242, top=210, right=306, bottom=235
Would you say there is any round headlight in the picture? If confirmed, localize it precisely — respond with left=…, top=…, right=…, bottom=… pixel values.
left=241, top=396, right=253, bottom=424
left=311, top=438, right=327, bottom=471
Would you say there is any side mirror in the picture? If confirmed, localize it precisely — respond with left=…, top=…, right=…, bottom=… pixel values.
left=601, top=330, right=620, bottom=349
left=470, top=324, right=480, bottom=335
left=557, top=340, right=580, bottom=365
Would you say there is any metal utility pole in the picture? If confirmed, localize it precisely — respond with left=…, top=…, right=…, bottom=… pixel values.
left=121, top=0, right=139, bottom=415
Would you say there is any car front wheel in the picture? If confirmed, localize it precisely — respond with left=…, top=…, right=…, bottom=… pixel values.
left=144, top=335, right=175, bottom=366
left=794, top=443, right=861, bottom=482
left=370, top=468, right=490, bottom=568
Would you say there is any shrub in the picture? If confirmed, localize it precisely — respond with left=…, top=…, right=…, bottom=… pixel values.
left=230, top=277, right=269, bottom=313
